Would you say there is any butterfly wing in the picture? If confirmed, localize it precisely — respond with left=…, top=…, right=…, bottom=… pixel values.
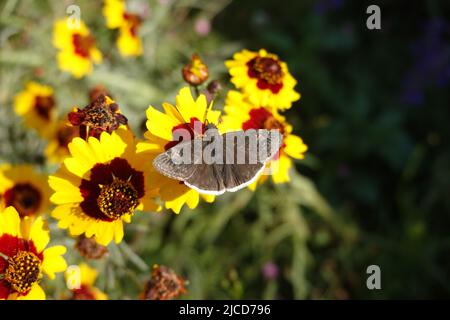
left=152, top=140, right=198, bottom=181
left=219, top=129, right=283, bottom=192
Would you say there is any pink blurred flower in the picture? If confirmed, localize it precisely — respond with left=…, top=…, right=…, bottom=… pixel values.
left=195, top=17, right=211, bottom=37
left=262, top=261, right=279, bottom=280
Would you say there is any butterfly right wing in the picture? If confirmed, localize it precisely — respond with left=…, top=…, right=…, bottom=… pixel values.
left=220, top=129, right=283, bottom=192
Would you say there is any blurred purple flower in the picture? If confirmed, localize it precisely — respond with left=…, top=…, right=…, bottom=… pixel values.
left=314, top=0, right=344, bottom=15
left=401, top=18, right=450, bottom=106
left=195, top=17, right=211, bottom=37
left=262, top=262, right=279, bottom=280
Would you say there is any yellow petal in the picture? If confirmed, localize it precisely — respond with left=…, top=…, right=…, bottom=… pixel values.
left=42, top=246, right=67, bottom=279
left=16, top=283, right=45, bottom=300
left=29, top=217, right=49, bottom=253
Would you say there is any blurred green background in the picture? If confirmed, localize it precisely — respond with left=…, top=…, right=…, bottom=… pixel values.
left=0, top=0, right=449, bottom=299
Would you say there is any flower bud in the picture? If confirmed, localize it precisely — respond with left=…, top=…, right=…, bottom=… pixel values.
left=182, top=54, right=209, bottom=86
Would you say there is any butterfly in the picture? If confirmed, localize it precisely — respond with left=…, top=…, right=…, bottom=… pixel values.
left=153, top=121, right=283, bottom=195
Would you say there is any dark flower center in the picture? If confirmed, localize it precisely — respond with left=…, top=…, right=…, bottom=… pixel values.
left=249, top=57, right=283, bottom=85
left=97, top=179, right=139, bottom=219
left=3, top=183, right=42, bottom=218
left=34, top=95, right=54, bottom=120
left=79, top=158, right=145, bottom=221
left=247, top=56, right=284, bottom=93
left=72, top=33, right=95, bottom=58
left=242, top=107, right=285, bottom=134
left=4, top=251, right=41, bottom=294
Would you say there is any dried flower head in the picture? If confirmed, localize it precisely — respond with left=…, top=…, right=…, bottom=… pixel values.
left=89, top=85, right=112, bottom=103
left=68, top=94, right=128, bottom=139
left=182, top=54, right=209, bottom=86
left=141, top=265, right=187, bottom=300
left=75, top=235, right=108, bottom=260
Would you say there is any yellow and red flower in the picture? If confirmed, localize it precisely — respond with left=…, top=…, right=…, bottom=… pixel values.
left=0, top=165, right=52, bottom=219
left=65, top=263, right=107, bottom=300
left=49, top=127, right=159, bottom=246
left=53, top=18, right=102, bottom=78
left=45, top=119, right=79, bottom=164
left=13, top=82, right=56, bottom=137
left=225, top=49, right=300, bottom=110
left=103, top=0, right=143, bottom=57
left=137, top=87, right=219, bottom=213
left=0, top=206, right=67, bottom=300
left=220, top=90, right=307, bottom=185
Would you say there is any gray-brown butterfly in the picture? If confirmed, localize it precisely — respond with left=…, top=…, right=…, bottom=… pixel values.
left=152, top=122, right=283, bottom=195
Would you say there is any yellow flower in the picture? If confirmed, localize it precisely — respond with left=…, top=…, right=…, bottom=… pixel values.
left=45, top=120, right=79, bottom=164
left=220, top=90, right=307, bottom=186
left=0, top=206, right=67, bottom=300
left=13, top=81, right=56, bottom=137
left=0, top=165, right=52, bottom=219
left=103, top=0, right=143, bottom=57
left=225, top=49, right=300, bottom=110
left=53, top=18, right=102, bottom=78
left=137, top=87, right=220, bottom=213
left=65, top=263, right=107, bottom=300
left=49, top=127, right=159, bottom=246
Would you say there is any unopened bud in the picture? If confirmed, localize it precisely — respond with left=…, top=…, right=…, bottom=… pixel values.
left=182, top=54, right=209, bottom=86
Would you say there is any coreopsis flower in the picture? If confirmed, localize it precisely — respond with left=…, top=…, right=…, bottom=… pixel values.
left=65, top=263, right=107, bottom=300
left=141, top=265, right=186, bottom=300
left=225, top=49, right=300, bottom=110
left=49, top=127, right=160, bottom=246
left=182, top=54, right=209, bottom=86
left=75, top=235, right=108, bottom=260
left=13, top=82, right=56, bottom=137
left=137, top=87, right=219, bottom=213
left=0, top=165, right=51, bottom=219
left=103, top=0, right=143, bottom=57
left=53, top=18, right=102, bottom=78
left=220, top=91, right=307, bottom=185
left=44, top=120, right=79, bottom=164
left=68, top=94, right=128, bottom=140
left=0, top=206, right=67, bottom=300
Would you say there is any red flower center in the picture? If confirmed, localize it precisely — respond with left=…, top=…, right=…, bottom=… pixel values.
left=72, top=33, right=95, bottom=58
left=34, top=95, right=54, bottom=120
left=164, top=117, right=205, bottom=150
left=247, top=56, right=284, bottom=93
left=0, top=234, right=43, bottom=299
left=71, top=285, right=97, bottom=300
left=3, top=183, right=42, bottom=218
left=4, top=251, right=41, bottom=294
left=97, top=179, right=139, bottom=219
left=123, top=12, right=141, bottom=37
left=79, top=158, right=144, bottom=222
left=242, top=108, right=285, bottom=160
